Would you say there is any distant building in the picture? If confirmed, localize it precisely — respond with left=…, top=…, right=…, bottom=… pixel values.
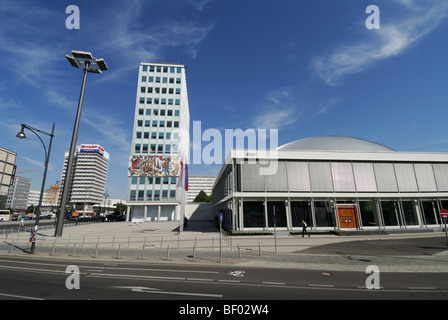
left=27, top=189, right=41, bottom=207
left=186, top=176, right=216, bottom=202
left=7, top=176, right=31, bottom=211
left=0, top=147, right=16, bottom=209
left=60, top=144, right=109, bottom=213
left=44, top=184, right=61, bottom=206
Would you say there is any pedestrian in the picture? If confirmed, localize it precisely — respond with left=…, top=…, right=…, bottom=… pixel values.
left=302, top=219, right=310, bottom=238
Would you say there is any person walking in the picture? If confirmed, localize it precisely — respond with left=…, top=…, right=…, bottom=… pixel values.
left=302, top=219, right=310, bottom=238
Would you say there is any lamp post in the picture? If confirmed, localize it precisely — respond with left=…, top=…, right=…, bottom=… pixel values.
left=54, top=50, right=108, bottom=237
left=16, top=123, right=55, bottom=254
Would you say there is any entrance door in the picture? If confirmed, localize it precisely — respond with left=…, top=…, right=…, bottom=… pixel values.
left=338, top=206, right=359, bottom=229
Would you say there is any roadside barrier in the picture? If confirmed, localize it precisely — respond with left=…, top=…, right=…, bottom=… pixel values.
left=1, top=221, right=312, bottom=263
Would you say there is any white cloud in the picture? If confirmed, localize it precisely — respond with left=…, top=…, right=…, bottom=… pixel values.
left=311, top=1, right=448, bottom=86
left=0, top=97, right=21, bottom=109
left=315, top=96, right=340, bottom=116
left=252, top=88, right=300, bottom=129
left=95, top=1, right=215, bottom=82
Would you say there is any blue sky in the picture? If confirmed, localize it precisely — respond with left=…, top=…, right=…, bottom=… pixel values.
left=1, top=0, right=447, bottom=200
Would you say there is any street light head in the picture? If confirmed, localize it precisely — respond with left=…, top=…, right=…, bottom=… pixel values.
left=67, top=50, right=108, bottom=74
left=16, top=126, right=26, bottom=139
left=71, top=50, right=93, bottom=60
left=66, top=54, right=79, bottom=68
left=96, top=58, right=108, bottom=71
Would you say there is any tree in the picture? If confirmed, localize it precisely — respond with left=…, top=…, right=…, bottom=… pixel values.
left=193, top=190, right=212, bottom=203
left=114, top=202, right=127, bottom=214
left=26, top=204, right=35, bottom=214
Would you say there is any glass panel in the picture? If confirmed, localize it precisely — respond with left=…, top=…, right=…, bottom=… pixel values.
left=243, top=201, right=265, bottom=228
left=394, top=163, right=418, bottom=192
left=291, top=201, right=313, bottom=227
left=359, top=200, right=377, bottom=227
left=287, top=162, right=311, bottom=191
left=421, top=200, right=438, bottom=225
left=401, top=200, right=419, bottom=225
left=331, top=162, right=355, bottom=192
left=374, top=163, right=398, bottom=192
left=265, top=162, right=287, bottom=191
left=241, top=163, right=264, bottom=192
left=267, top=201, right=287, bottom=228
left=309, top=162, right=333, bottom=192
left=381, top=200, right=400, bottom=226
left=433, top=164, right=448, bottom=191
left=414, top=164, right=437, bottom=192
left=353, top=163, right=377, bottom=192
left=314, top=201, right=335, bottom=227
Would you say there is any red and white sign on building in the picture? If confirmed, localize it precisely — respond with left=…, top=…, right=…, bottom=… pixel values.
left=440, top=209, right=448, bottom=219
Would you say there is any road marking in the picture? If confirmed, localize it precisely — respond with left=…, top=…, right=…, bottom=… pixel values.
left=262, top=282, right=286, bottom=286
left=0, top=292, right=44, bottom=300
left=308, top=284, right=334, bottom=288
left=112, top=286, right=223, bottom=298
left=89, top=272, right=185, bottom=281
left=187, top=278, right=214, bottom=282
left=228, top=270, right=245, bottom=277
left=219, top=279, right=240, bottom=283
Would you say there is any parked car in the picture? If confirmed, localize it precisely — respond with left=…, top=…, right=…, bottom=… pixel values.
left=106, top=213, right=126, bottom=221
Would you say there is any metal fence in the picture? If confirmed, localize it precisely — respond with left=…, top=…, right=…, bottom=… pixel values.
left=1, top=221, right=305, bottom=263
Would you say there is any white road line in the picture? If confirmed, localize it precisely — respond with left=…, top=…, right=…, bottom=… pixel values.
left=0, top=292, right=44, bottom=300
left=113, top=286, right=223, bottom=298
left=308, top=284, right=335, bottom=288
left=88, top=272, right=185, bottom=281
left=262, top=282, right=286, bottom=286
left=187, top=278, right=214, bottom=282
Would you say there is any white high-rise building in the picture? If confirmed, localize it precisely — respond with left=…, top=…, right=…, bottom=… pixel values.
left=127, top=62, right=190, bottom=221
left=60, top=144, right=109, bottom=212
left=186, top=176, right=216, bottom=202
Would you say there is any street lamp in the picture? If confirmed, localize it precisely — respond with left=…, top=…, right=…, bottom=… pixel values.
left=16, top=123, right=55, bottom=254
left=55, top=50, right=108, bottom=237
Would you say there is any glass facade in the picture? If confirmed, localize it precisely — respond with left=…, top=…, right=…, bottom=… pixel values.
left=213, top=154, right=448, bottom=232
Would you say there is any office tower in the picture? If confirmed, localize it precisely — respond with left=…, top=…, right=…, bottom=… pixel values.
left=60, top=144, right=109, bottom=213
left=0, top=147, right=16, bottom=209
left=127, top=62, right=190, bottom=221
left=186, top=176, right=216, bottom=202
left=44, top=184, right=61, bottom=206
left=6, top=176, right=31, bottom=210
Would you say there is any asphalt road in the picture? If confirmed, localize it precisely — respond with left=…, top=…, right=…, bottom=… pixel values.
left=0, top=254, right=447, bottom=305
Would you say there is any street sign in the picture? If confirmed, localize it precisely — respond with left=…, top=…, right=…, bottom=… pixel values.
left=440, top=209, right=448, bottom=219
left=219, top=212, right=223, bottom=224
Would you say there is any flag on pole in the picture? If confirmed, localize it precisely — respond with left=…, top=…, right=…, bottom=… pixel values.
left=177, top=156, right=184, bottom=188
left=184, top=162, right=188, bottom=191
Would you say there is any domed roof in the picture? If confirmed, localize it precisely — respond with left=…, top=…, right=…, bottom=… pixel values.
left=277, top=136, right=395, bottom=152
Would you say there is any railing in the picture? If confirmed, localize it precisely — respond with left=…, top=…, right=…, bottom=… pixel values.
left=1, top=221, right=314, bottom=263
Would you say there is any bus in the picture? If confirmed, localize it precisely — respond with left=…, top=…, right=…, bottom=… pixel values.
left=0, top=210, right=11, bottom=222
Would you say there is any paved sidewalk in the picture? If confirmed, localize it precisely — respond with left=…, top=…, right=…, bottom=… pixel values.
left=1, top=220, right=447, bottom=273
